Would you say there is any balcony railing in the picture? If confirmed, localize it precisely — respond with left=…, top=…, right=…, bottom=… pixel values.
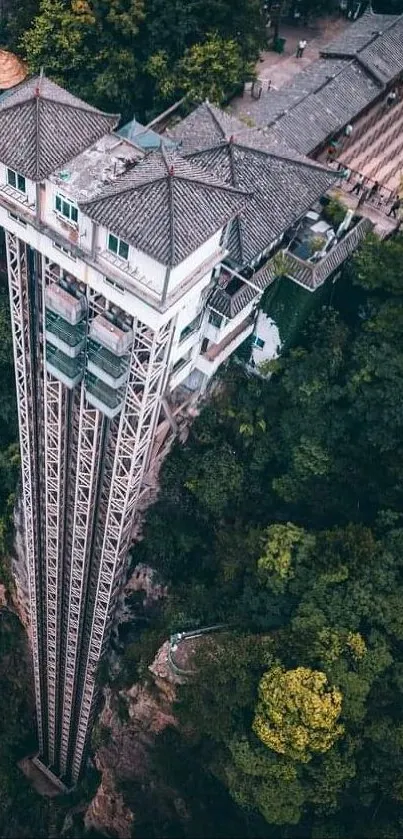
left=45, top=310, right=86, bottom=356
left=282, top=216, right=373, bottom=290
left=46, top=345, right=84, bottom=388
left=85, top=372, right=125, bottom=418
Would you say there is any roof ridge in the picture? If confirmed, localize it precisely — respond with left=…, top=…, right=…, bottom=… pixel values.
left=232, top=138, right=338, bottom=175
left=174, top=170, right=251, bottom=197
left=168, top=170, right=176, bottom=266
left=204, top=100, right=227, bottom=138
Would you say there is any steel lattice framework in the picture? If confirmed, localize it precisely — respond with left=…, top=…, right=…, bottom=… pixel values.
left=5, top=221, right=182, bottom=785
left=6, top=232, right=44, bottom=754
left=71, top=317, right=174, bottom=780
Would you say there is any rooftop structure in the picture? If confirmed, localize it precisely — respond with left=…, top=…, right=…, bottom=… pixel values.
left=0, top=74, right=119, bottom=180
left=0, top=50, right=27, bottom=90
left=243, top=11, right=403, bottom=156
left=81, top=146, right=250, bottom=265
left=168, top=102, right=337, bottom=266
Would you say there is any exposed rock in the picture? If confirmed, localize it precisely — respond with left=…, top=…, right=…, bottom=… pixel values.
left=0, top=583, right=6, bottom=608
left=85, top=768, right=134, bottom=839
left=125, top=564, right=168, bottom=607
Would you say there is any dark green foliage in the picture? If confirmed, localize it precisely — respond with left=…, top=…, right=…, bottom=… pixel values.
left=0, top=611, right=48, bottom=837
left=19, top=0, right=265, bottom=120
left=130, top=233, right=403, bottom=837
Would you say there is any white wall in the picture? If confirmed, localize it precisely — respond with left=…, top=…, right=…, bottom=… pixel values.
left=168, top=230, right=223, bottom=294
left=95, top=223, right=167, bottom=297
left=42, top=180, right=92, bottom=250
left=251, top=312, right=281, bottom=367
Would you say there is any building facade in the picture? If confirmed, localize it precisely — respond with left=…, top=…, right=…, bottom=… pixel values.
left=2, top=75, right=368, bottom=785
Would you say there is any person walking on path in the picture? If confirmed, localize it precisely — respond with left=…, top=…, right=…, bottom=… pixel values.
left=296, top=39, right=307, bottom=58
left=387, top=196, right=401, bottom=218
left=350, top=173, right=364, bottom=195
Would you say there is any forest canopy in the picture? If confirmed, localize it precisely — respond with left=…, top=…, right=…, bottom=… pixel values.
left=127, top=232, right=403, bottom=838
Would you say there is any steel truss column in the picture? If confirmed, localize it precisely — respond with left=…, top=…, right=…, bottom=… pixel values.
left=59, top=394, right=103, bottom=775
left=71, top=317, right=174, bottom=780
left=5, top=232, right=44, bottom=753
left=41, top=257, right=69, bottom=767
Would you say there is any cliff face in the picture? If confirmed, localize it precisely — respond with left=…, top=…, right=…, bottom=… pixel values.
left=85, top=661, right=185, bottom=838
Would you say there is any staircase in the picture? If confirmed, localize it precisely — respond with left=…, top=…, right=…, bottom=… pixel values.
left=339, top=99, right=403, bottom=193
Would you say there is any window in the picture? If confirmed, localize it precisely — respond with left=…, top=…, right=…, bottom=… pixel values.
left=179, top=312, right=202, bottom=343
left=252, top=336, right=265, bottom=350
left=108, top=233, right=129, bottom=261
left=208, top=310, right=223, bottom=329
left=7, top=168, right=26, bottom=193
left=55, top=194, right=78, bottom=225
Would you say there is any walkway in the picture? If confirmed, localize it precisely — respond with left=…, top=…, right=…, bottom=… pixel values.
left=337, top=97, right=403, bottom=193
left=231, top=16, right=350, bottom=118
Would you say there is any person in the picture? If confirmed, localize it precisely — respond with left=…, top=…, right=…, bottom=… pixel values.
left=345, top=123, right=353, bottom=137
left=296, top=39, right=307, bottom=58
left=368, top=181, right=379, bottom=201
left=350, top=173, right=364, bottom=195
left=387, top=196, right=401, bottom=218
left=386, top=89, right=397, bottom=107
left=338, top=164, right=351, bottom=181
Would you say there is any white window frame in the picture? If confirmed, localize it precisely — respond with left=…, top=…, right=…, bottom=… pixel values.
left=7, top=168, right=26, bottom=194
left=107, top=232, right=129, bottom=262
left=54, top=193, right=79, bottom=227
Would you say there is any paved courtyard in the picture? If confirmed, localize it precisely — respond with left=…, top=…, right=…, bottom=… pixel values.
left=231, top=15, right=350, bottom=117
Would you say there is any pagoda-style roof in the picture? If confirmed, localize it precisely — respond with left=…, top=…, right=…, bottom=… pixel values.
left=0, top=50, right=27, bottom=90
left=169, top=102, right=337, bottom=266
left=0, top=74, right=119, bottom=181
left=81, top=146, right=250, bottom=267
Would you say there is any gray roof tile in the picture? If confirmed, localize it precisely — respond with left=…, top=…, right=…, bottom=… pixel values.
left=81, top=147, right=250, bottom=267
left=244, top=11, right=403, bottom=155
left=322, top=10, right=400, bottom=56
left=174, top=103, right=337, bottom=265
left=0, top=75, right=119, bottom=180
left=265, top=59, right=379, bottom=154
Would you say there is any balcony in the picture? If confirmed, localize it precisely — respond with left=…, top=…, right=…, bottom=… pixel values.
left=86, top=339, right=129, bottom=389
left=46, top=345, right=84, bottom=389
left=282, top=215, right=373, bottom=291
left=84, top=372, right=125, bottom=419
left=208, top=259, right=278, bottom=319
left=45, top=310, right=86, bottom=358
left=45, top=284, right=86, bottom=325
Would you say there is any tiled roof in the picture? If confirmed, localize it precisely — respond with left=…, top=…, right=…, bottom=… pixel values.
left=241, top=58, right=349, bottom=127
left=322, top=10, right=400, bottom=57
left=244, top=12, right=403, bottom=155
left=265, top=59, right=379, bottom=155
left=209, top=259, right=278, bottom=318
left=81, top=147, right=250, bottom=267
left=174, top=102, right=337, bottom=266
left=0, top=75, right=119, bottom=181
left=358, top=17, right=403, bottom=84
left=322, top=10, right=403, bottom=85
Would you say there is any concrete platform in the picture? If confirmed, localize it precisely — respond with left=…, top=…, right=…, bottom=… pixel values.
left=18, top=755, right=69, bottom=797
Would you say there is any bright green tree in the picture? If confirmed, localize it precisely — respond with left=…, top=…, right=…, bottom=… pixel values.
left=253, top=665, right=344, bottom=762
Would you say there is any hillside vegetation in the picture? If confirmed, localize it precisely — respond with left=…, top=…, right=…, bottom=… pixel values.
left=125, top=233, right=403, bottom=838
